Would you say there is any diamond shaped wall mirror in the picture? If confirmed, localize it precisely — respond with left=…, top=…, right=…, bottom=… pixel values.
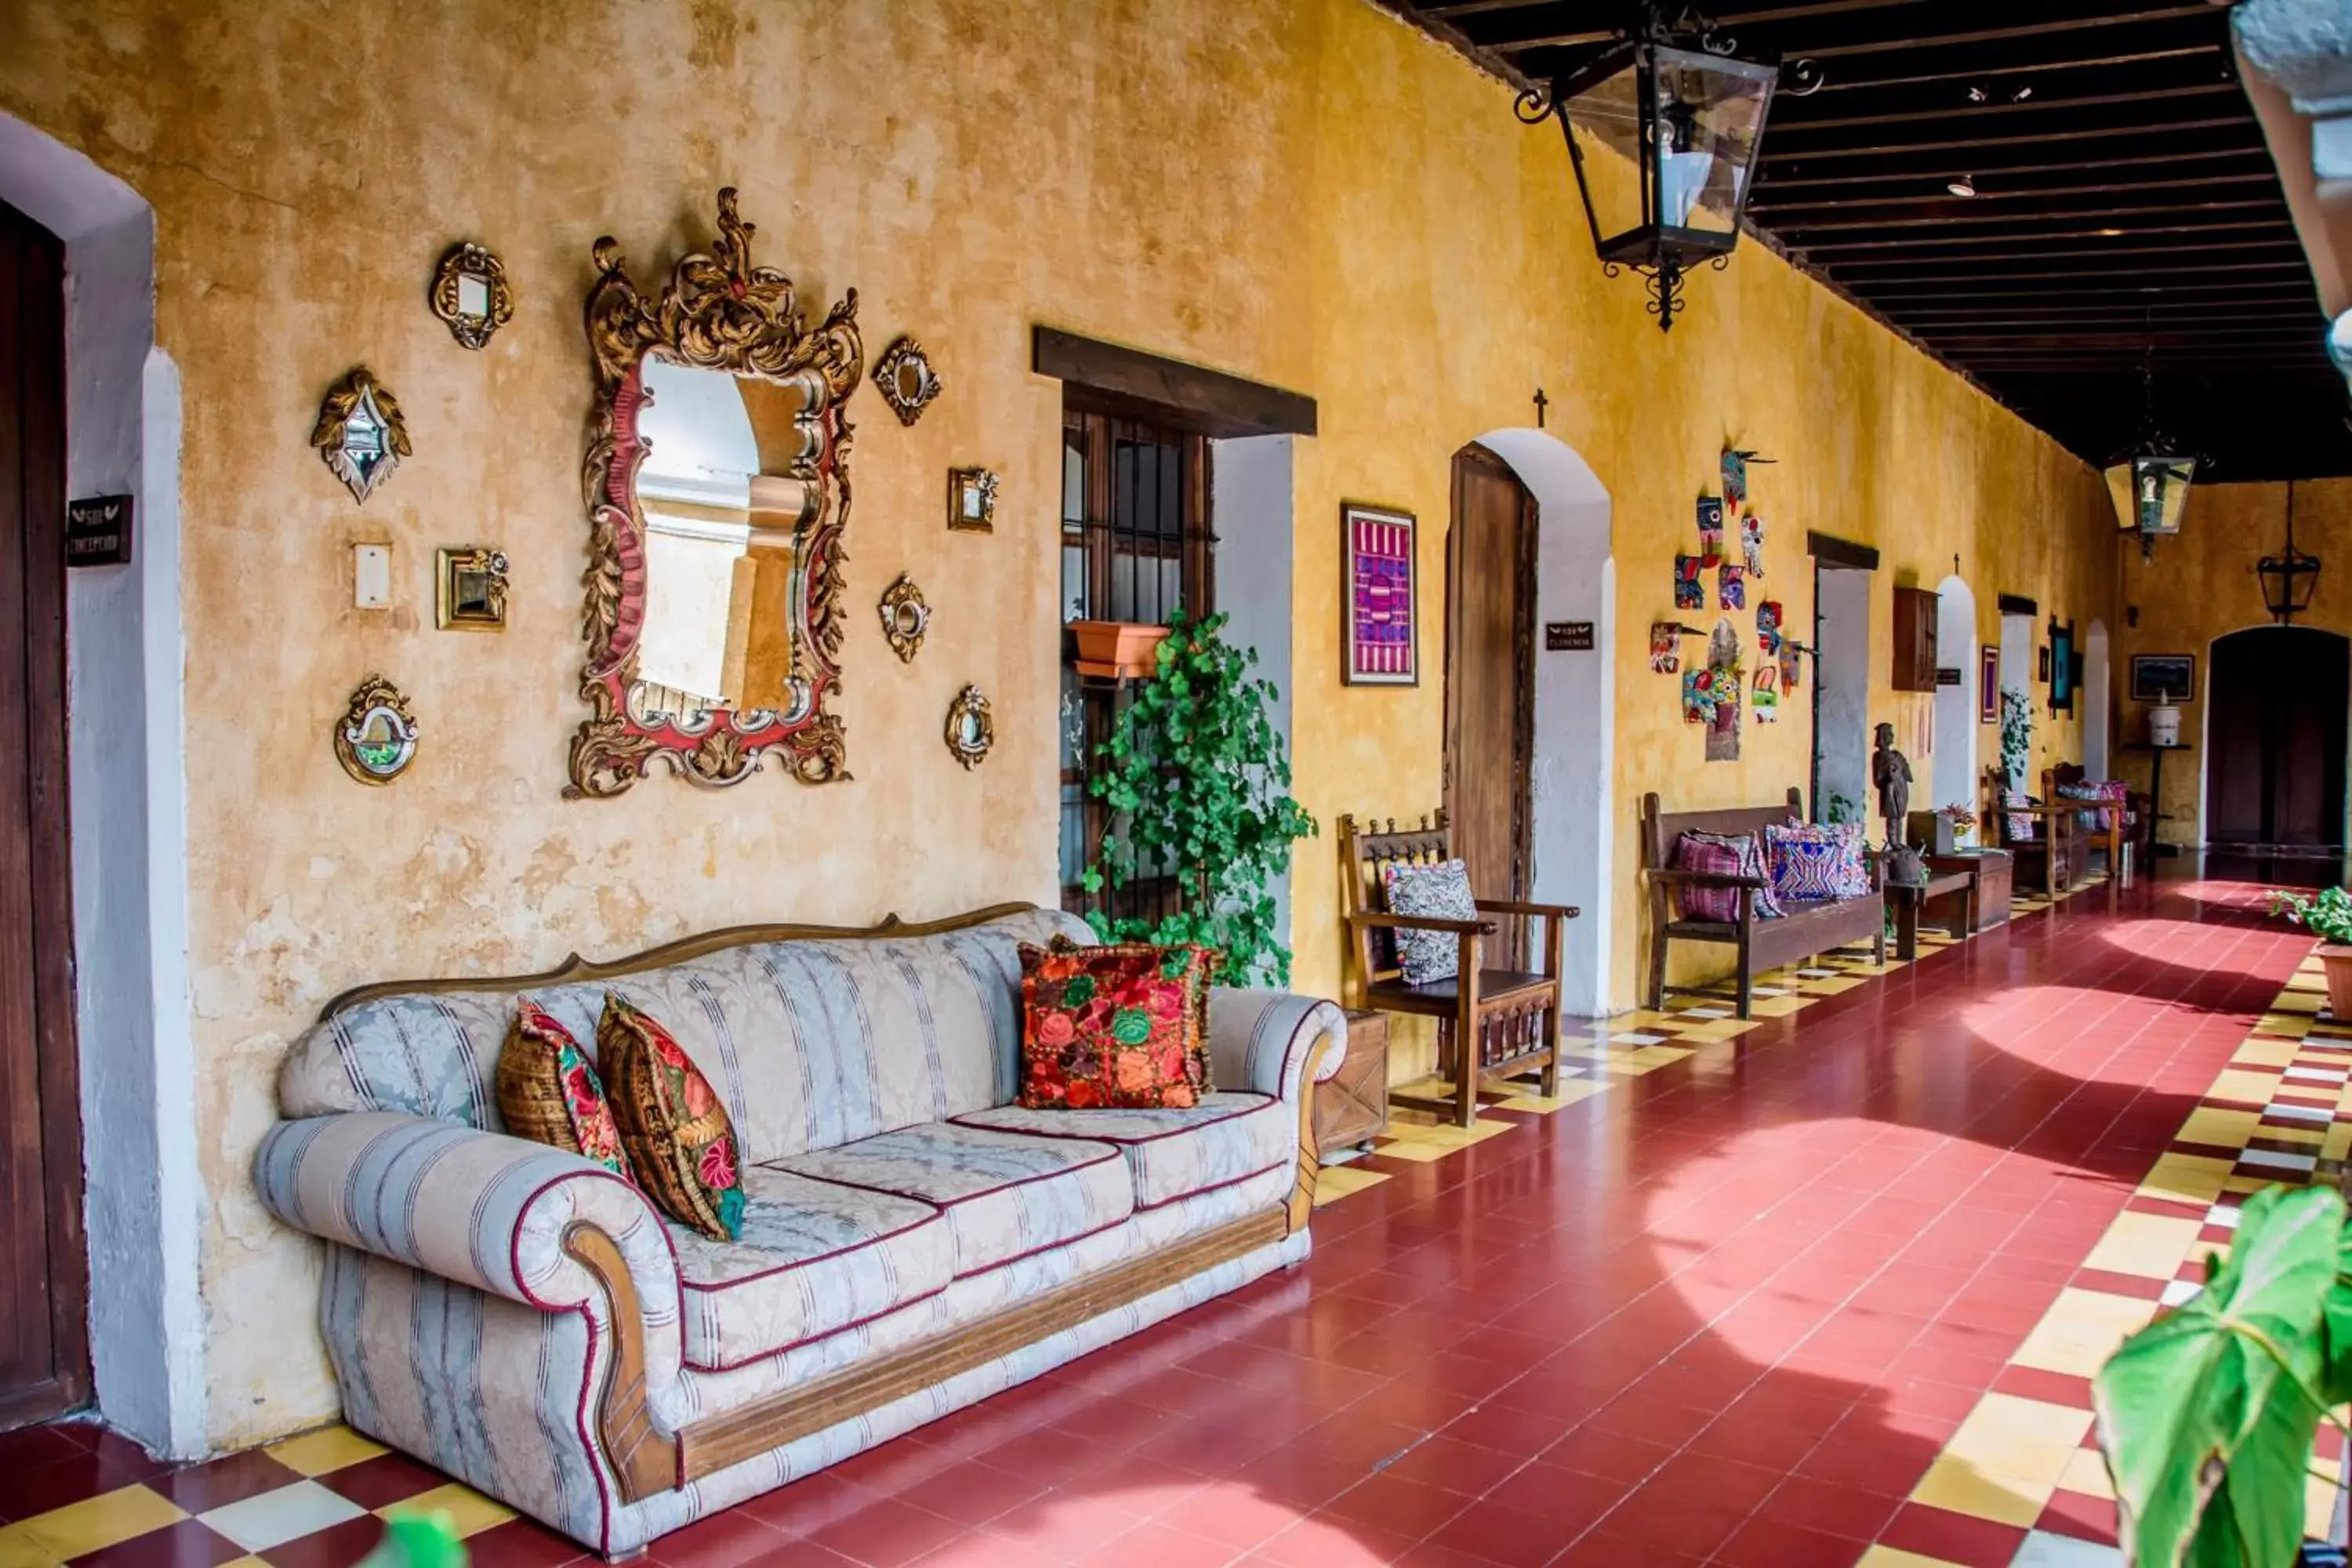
left=313, top=368, right=412, bottom=505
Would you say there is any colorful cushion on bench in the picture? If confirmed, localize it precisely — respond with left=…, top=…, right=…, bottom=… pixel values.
left=1670, top=831, right=1784, bottom=923
left=495, top=998, right=632, bottom=1180
left=2002, top=789, right=2041, bottom=843
left=1383, top=858, right=1480, bottom=986
left=1765, top=822, right=1870, bottom=903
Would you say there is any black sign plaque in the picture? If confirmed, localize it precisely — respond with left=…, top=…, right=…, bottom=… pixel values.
left=66, top=495, right=133, bottom=568
left=1546, top=621, right=1595, bottom=652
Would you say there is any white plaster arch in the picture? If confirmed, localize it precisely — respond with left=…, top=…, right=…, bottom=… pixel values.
left=2083, top=619, right=2111, bottom=779
left=1472, top=428, right=1615, bottom=1015
left=0, top=110, right=199, bottom=1457
left=1929, top=575, right=1978, bottom=815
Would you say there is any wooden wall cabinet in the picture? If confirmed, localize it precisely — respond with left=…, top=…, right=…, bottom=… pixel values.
left=1892, top=585, right=1940, bottom=692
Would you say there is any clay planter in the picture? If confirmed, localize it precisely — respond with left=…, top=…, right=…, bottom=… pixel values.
left=2321, top=943, right=2352, bottom=1020
left=1070, top=620, right=1171, bottom=681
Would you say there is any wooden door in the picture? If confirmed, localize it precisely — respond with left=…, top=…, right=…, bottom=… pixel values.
left=2206, top=626, right=2350, bottom=850
left=1443, top=445, right=1535, bottom=967
left=0, top=198, right=87, bottom=1431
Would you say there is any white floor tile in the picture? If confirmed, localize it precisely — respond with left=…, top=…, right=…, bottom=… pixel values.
left=201, top=1482, right=369, bottom=1552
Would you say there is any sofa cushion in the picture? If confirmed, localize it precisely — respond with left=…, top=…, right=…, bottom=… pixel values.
left=495, top=999, right=632, bottom=1180
left=952, top=1093, right=1289, bottom=1209
left=771, top=1122, right=1133, bottom=1277
left=1016, top=940, right=1213, bottom=1110
left=601, top=996, right=746, bottom=1242
left=665, top=1167, right=953, bottom=1371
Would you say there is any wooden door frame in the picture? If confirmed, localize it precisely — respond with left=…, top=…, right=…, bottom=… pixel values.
left=0, top=198, right=89, bottom=1429
left=1442, top=444, right=1537, bottom=923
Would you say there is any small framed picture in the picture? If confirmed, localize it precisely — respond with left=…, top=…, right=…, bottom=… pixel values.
left=948, top=467, right=998, bottom=533
left=1342, top=502, right=1417, bottom=686
left=2131, top=652, right=2196, bottom=703
left=1979, top=646, right=2000, bottom=724
left=435, top=546, right=509, bottom=631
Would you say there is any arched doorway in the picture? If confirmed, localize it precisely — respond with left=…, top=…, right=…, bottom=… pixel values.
left=1459, top=429, right=1614, bottom=1015
left=2082, top=620, right=2111, bottom=779
left=1998, top=608, right=2035, bottom=790
left=2205, top=626, right=2350, bottom=851
left=1929, top=575, right=1977, bottom=815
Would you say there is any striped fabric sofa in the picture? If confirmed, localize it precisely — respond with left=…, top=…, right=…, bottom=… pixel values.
left=252, top=904, right=1347, bottom=1559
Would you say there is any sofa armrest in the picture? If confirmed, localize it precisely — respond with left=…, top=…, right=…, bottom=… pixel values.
left=1205, top=989, right=1348, bottom=1103
left=254, top=1111, right=683, bottom=1321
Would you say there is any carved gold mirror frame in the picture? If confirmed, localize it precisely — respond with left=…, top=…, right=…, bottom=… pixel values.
left=569, top=187, right=863, bottom=798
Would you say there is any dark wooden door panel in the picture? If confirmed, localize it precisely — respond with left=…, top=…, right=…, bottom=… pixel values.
left=0, top=197, right=86, bottom=1429
left=2206, top=626, right=2349, bottom=851
left=1443, top=446, right=1534, bottom=967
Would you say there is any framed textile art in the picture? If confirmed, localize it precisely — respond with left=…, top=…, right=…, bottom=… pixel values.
left=1980, top=646, right=2001, bottom=723
left=1343, top=502, right=1417, bottom=685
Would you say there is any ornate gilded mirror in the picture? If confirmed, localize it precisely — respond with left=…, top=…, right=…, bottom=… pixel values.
left=336, top=675, right=419, bottom=784
left=873, top=337, right=941, bottom=426
left=570, top=188, right=863, bottom=797
left=313, top=368, right=410, bottom=505
left=945, top=684, right=993, bottom=769
left=430, top=242, right=514, bottom=349
left=878, top=574, right=929, bottom=662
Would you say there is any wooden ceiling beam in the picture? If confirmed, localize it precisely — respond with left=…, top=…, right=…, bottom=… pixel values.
left=1752, top=172, right=2278, bottom=216
left=1775, top=198, right=2285, bottom=234
left=1755, top=143, right=2270, bottom=194
left=1796, top=224, right=2298, bottom=256
left=1759, top=114, right=2248, bottom=164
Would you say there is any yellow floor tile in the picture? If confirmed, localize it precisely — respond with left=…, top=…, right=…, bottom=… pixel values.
left=1314, top=1165, right=1391, bottom=1204
left=2136, top=1152, right=2238, bottom=1208
left=1668, top=1019, right=1761, bottom=1044
left=2059, top=1446, right=2117, bottom=1501
left=266, top=1425, right=389, bottom=1477
left=2224, top=1173, right=2287, bottom=1195
left=1796, top=976, right=1867, bottom=996
left=379, top=1485, right=514, bottom=1538
left=1493, top=1081, right=1608, bottom=1112
left=2177, top=1106, right=2259, bottom=1149
left=0, top=1526, right=58, bottom=1568
left=2274, top=990, right=2325, bottom=1014
left=221, top=1559, right=270, bottom=1568
left=2257, top=1015, right=2316, bottom=1039
left=2232, top=1037, right=2303, bottom=1068
left=1909, top=1455, right=2057, bottom=1527
left=1746, top=996, right=1812, bottom=1019
left=2010, top=1289, right=2158, bottom=1379
left=2083, top=1211, right=2206, bottom=1279
left=2328, top=1123, right=2352, bottom=1163
left=2206, top=1069, right=2285, bottom=1106
left=14, top=1488, right=185, bottom=1562
left=1858, top=1548, right=1971, bottom=1568
left=1373, top=1119, right=1515, bottom=1162
left=2257, top=1123, right=2328, bottom=1147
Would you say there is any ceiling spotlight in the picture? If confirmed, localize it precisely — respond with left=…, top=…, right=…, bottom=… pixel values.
left=1968, top=85, right=1989, bottom=102
left=1948, top=175, right=1978, bottom=198
left=2013, top=85, right=2034, bottom=101
left=2097, top=227, right=2125, bottom=237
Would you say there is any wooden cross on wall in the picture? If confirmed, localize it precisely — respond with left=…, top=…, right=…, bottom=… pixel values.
left=1533, top=387, right=1548, bottom=429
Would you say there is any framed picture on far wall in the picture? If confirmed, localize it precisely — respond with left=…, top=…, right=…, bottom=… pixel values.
left=2131, top=652, right=2196, bottom=703
left=1980, top=646, right=2000, bottom=724
left=1342, top=502, right=1417, bottom=686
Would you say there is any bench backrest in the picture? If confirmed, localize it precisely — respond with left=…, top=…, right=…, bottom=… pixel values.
left=1639, top=787, right=1806, bottom=872
left=275, top=903, right=1092, bottom=1163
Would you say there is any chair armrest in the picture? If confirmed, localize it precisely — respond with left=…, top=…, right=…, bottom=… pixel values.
left=254, top=1112, right=683, bottom=1322
left=1348, top=911, right=1497, bottom=935
left=1474, top=898, right=1582, bottom=920
left=1205, top=989, right=1348, bottom=1102
left=1648, top=868, right=1769, bottom=889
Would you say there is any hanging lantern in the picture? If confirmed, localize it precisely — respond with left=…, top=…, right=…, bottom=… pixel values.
left=1516, top=9, right=1794, bottom=332
left=2104, top=368, right=2198, bottom=560
left=2258, top=481, right=2321, bottom=623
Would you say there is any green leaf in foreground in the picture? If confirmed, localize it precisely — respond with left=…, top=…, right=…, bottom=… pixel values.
left=2092, top=1183, right=2343, bottom=1567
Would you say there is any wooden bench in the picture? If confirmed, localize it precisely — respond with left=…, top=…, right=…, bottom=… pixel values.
left=1639, top=789, right=1886, bottom=1021
left=1338, top=811, right=1574, bottom=1127
left=2049, top=760, right=2134, bottom=884
left=1984, top=766, right=2089, bottom=896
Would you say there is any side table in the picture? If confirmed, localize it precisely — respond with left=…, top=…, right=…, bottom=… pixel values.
left=1317, top=1009, right=1391, bottom=1156
left=1927, top=850, right=2012, bottom=931
left=1889, top=867, right=1976, bottom=960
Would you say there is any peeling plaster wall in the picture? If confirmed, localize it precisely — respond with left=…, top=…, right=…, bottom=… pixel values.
left=0, top=0, right=2117, bottom=1446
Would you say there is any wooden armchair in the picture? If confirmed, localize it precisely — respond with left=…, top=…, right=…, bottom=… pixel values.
left=1983, top=766, right=2088, bottom=896
left=2049, top=760, right=2133, bottom=884
left=1338, top=812, right=1576, bottom=1127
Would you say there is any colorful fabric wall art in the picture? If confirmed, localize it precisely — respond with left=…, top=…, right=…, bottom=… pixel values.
left=1650, top=622, right=1681, bottom=674
left=1705, top=620, right=1743, bottom=762
left=1754, top=660, right=1780, bottom=723
left=1342, top=502, right=1417, bottom=685
left=1757, top=599, right=1783, bottom=652
left=1719, top=563, right=1746, bottom=610
left=1742, top=514, right=1765, bottom=577
left=1675, top=554, right=1704, bottom=609
left=1697, top=496, right=1725, bottom=568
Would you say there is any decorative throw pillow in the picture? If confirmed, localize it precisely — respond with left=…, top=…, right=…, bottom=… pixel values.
left=1765, top=822, right=1871, bottom=903
left=2002, top=789, right=2041, bottom=844
left=1383, top=858, right=1480, bottom=985
left=597, top=995, right=744, bottom=1241
left=1671, top=829, right=1786, bottom=923
left=1017, top=941, right=1213, bottom=1109
left=2055, top=782, right=2107, bottom=832
left=495, top=998, right=632, bottom=1180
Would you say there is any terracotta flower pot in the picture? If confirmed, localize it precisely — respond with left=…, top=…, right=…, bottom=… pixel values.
left=1070, top=620, right=1171, bottom=681
left=2322, top=943, right=2352, bottom=1020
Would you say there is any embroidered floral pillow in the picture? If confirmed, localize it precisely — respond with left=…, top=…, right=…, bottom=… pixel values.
left=494, top=998, right=631, bottom=1181
left=597, top=994, right=744, bottom=1241
left=1383, top=858, right=1479, bottom=985
left=1017, top=941, right=1212, bottom=1110
left=1765, top=822, right=1871, bottom=903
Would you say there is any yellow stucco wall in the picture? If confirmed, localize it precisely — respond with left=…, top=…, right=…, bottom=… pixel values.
left=0, top=0, right=2114, bottom=1446
left=2116, top=478, right=2352, bottom=843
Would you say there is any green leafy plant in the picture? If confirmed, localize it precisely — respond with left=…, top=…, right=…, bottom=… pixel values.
left=2001, top=685, right=2034, bottom=786
left=2094, top=1183, right=2352, bottom=1566
left=1080, top=610, right=1318, bottom=986
left=1826, top=793, right=1858, bottom=826
left=2273, top=887, right=2352, bottom=949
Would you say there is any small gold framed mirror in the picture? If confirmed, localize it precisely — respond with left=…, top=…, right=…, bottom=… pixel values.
left=430, top=242, right=515, bottom=350
left=873, top=336, right=942, bottom=426
left=436, top=546, right=510, bottom=630
left=313, top=368, right=412, bottom=505
left=335, top=675, right=420, bottom=785
left=879, top=574, right=930, bottom=662
left=944, top=684, right=993, bottom=769
left=948, top=468, right=998, bottom=533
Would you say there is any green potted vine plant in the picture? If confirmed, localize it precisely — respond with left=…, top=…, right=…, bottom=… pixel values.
left=2001, top=685, right=2034, bottom=789
left=1080, top=610, right=1318, bottom=986
left=2273, top=887, right=2352, bottom=1020
left=2094, top=1182, right=2351, bottom=1566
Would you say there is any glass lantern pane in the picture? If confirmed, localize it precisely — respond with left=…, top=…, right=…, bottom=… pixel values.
left=1561, top=55, right=1646, bottom=247
left=2136, top=456, right=2194, bottom=536
left=1651, top=46, right=1774, bottom=238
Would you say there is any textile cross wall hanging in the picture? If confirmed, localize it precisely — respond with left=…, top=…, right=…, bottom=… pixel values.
left=1342, top=502, right=1417, bottom=685
left=1697, top=495, right=1725, bottom=568
left=1675, top=554, right=1704, bottom=609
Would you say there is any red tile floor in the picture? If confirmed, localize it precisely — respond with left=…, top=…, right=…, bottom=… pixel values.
left=0, top=871, right=2320, bottom=1568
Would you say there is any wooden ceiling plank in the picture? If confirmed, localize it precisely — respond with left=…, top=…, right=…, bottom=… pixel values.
left=1759, top=115, right=2252, bottom=165
left=1751, top=172, right=2278, bottom=216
